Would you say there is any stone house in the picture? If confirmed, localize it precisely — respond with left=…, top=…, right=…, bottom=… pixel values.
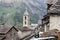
left=42, top=10, right=60, bottom=32
left=17, top=27, right=34, bottom=40
left=42, top=0, right=60, bottom=32
left=0, top=25, right=19, bottom=40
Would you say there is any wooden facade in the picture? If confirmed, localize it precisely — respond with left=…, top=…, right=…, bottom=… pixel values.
left=42, top=15, right=50, bottom=32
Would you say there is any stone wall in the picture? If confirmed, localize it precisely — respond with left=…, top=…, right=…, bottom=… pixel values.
left=50, top=15, right=60, bottom=31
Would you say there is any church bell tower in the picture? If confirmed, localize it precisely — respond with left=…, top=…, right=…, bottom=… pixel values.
left=23, top=10, right=30, bottom=27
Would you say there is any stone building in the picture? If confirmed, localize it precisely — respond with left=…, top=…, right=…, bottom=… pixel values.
left=17, top=27, right=34, bottom=40
left=0, top=25, right=19, bottom=40
left=42, top=0, right=60, bottom=32
left=23, top=10, right=30, bottom=27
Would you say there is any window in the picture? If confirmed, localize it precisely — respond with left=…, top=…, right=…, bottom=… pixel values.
left=25, top=16, right=26, bottom=20
left=25, top=21, right=26, bottom=25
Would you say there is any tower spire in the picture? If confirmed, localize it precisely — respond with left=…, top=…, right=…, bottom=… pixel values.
left=24, top=9, right=29, bottom=16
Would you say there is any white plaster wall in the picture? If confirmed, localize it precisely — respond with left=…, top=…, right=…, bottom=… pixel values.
left=23, top=16, right=29, bottom=27
left=50, top=15, right=60, bottom=31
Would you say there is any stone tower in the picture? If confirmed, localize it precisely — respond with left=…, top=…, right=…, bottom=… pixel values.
left=23, top=10, right=30, bottom=27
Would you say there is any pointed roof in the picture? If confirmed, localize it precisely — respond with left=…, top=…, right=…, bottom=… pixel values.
left=23, top=10, right=29, bottom=16
left=0, top=25, right=18, bottom=34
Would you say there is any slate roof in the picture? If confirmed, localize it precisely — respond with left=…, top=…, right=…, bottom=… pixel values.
left=20, top=27, right=33, bottom=32
left=0, top=25, right=10, bottom=34
left=56, top=0, right=60, bottom=5
left=48, top=5, right=60, bottom=14
left=0, top=35, right=6, bottom=40
left=46, top=0, right=58, bottom=4
left=0, top=25, right=18, bottom=34
left=48, top=0, right=60, bottom=14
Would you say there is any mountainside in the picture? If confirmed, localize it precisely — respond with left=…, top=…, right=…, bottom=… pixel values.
left=0, top=0, right=47, bottom=26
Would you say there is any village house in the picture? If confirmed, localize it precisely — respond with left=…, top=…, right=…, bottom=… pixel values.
left=18, top=27, right=34, bottom=40
left=42, top=0, right=60, bottom=32
left=37, top=0, right=60, bottom=40
left=0, top=25, right=19, bottom=40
